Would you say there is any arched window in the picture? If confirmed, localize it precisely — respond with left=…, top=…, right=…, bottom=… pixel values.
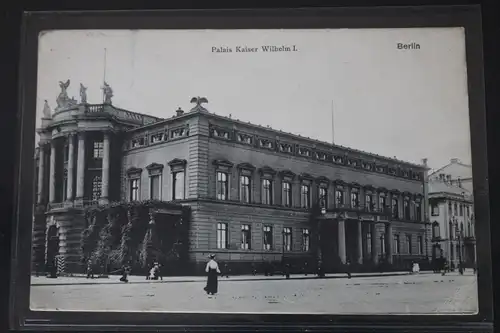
left=432, top=221, right=440, bottom=239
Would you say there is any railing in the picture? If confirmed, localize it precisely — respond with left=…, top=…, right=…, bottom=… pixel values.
left=47, top=199, right=100, bottom=210
left=332, top=203, right=392, bottom=216
left=84, top=104, right=162, bottom=126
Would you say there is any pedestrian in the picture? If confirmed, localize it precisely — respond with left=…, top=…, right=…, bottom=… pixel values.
left=223, top=262, right=230, bottom=278
left=346, top=259, right=352, bottom=279
left=86, top=259, right=94, bottom=279
left=204, top=254, right=221, bottom=295
left=120, top=264, right=130, bottom=283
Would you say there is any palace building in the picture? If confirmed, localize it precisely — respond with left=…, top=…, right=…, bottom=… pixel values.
left=32, top=83, right=432, bottom=275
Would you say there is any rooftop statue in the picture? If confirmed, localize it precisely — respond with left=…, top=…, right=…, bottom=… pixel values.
left=56, top=79, right=77, bottom=109
left=80, top=83, right=88, bottom=104
left=190, top=96, right=208, bottom=106
left=190, top=96, right=208, bottom=112
left=102, top=81, right=113, bottom=104
left=42, top=100, right=52, bottom=118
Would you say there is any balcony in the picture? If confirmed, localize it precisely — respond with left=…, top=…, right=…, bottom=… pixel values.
left=46, top=199, right=99, bottom=211
left=332, top=203, right=392, bottom=217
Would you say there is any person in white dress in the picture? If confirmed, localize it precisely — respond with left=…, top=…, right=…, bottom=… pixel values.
left=204, top=254, right=221, bottom=295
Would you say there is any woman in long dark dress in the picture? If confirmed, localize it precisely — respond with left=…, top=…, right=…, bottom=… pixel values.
left=204, top=254, right=221, bottom=295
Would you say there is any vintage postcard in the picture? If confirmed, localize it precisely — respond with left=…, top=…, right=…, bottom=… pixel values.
left=29, top=28, right=478, bottom=314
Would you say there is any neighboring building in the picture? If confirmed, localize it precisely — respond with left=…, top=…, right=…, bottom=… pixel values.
left=429, top=158, right=473, bottom=194
left=33, top=83, right=432, bottom=275
left=428, top=163, right=477, bottom=269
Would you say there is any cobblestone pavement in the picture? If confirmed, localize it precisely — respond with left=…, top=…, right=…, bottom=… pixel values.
left=30, top=272, right=478, bottom=314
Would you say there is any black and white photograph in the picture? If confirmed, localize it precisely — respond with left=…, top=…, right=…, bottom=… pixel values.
left=29, top=27, right=479, bottom=315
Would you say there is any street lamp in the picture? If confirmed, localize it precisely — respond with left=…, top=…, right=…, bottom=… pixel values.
left=454, top=218, right=464, bottom=275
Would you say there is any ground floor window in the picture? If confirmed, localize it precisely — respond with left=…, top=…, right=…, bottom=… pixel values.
left=283, top=227, right=292, bottom=251
left=241, top=224, right=251, bottom=250
left=263, top=226, right=272, bottom=250
left=417, top=236, right=423, bottom=254
left=366, top=232, right=372, bottom=255
left=302, top=228, right=310, bottom=251
left=217, top=222, right=228, bottom=249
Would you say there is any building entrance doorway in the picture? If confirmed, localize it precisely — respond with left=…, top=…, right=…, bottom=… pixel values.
left=45, top=225, right=60, bottom=275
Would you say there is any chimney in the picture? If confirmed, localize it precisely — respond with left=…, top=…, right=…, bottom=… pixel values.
left=450, top=158, right=459, bottom=163
left=175, top=107, right=184, bottom=117
left=421, top=158, right=428, bottom=166
left=458, top=177, right=462, bottom=188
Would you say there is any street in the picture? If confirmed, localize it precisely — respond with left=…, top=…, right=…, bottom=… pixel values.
left=30, top=272, right=478, bottom=314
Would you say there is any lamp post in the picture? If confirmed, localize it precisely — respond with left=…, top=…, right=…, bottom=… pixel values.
left=455, top=218, right=464, bottom=275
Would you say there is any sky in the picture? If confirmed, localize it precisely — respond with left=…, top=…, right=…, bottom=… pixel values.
left=36, top=28, right=471, bottom=171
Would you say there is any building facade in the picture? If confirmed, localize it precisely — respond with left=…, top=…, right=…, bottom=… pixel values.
left=33, top=84, right=432, bottom=275
left=428, top=162, right=476, bottom=269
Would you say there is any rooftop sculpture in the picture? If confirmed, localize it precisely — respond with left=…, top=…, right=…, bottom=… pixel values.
left=102, top=81, right=113, bottom=104
left=56, top=79, right=77, bottom=110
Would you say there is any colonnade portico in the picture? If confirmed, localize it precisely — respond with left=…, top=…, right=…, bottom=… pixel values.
left=37, top=130, right=112, bottom=206
left=319, top=213, right=395, bottom=269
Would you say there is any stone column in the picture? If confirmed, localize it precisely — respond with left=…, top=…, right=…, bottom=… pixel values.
left=101, top=132, right=111, bottom=202
left=386, top=223, right=393, bottom=264
left=371, top=223, right=379, bottom=264
left=48, top=140, right=56, bottom=203
left=338, top=219, right=346, bottom=264
left=76, top=132, right=86, bottom=199
left=37, top=145, right=45, bottom=204
left=357, top=219, right=363, bottom=264
left=66, top=134, right=75, bottom=200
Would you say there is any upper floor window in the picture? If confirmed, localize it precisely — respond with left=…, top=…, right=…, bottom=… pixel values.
left=93, top=140, right=104, bottom=159
left=283, top=227, right=292, bottom=251
left=240, top=175, right=251, bottom=203
left=263, top=226, right=273, bottom=250
left=448, top=202, right=453, bottom=215
left=454, top=203, right=458, bottom=215
left=282, top=181, right=292, bottom=207
left=63, top=143, right=69, bottom=163
left=262, top=179, right=273, bottom=205
left=392, top=198, right=399, bottom=219
left=431, top=203, right=439, bottom=216
left=172, top=171, right=185, bottom=200
left=301, top=184, right=311, bottom=208
left=129, top=178, right=139, bottom=201
left=217, top=223, right=228, bottom=249
left=467, top=222, right=471, bottom=237
left=404, top=200, right=410, bottom=220
left=302, top=228, right=310, bottom=251
left=92, top=175, right=102, bottom=202
left=146, top=163, right=163, bottom=201
left=319, top=187, right=328, bottom=209
left=241, top=224, right=251, bottom=250
left=216, top=172, right=229, bottom=200
left=459, top=204, right=464, bottom=216
left=150, top=174, right=161, bottom=200
left=379, top=194, right=387, bottom=211
left=365, top=194, right=373, bottom=211
left=432, top=221, right=440, bottom=239
left=466, top=206, right=470, bottom=217
left=351, top=191, right=360, bottom=208
left=336, top=189, right=345, bottom=207
left=416, top=202, right=422, bottom=221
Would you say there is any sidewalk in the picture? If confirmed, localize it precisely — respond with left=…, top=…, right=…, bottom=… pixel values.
left=30, top=271, right=439, bottom=287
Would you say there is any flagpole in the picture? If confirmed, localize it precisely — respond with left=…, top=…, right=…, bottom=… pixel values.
left=331, top=100, right=335, bottom=145
left=103, top=48, right=107, bottom=103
